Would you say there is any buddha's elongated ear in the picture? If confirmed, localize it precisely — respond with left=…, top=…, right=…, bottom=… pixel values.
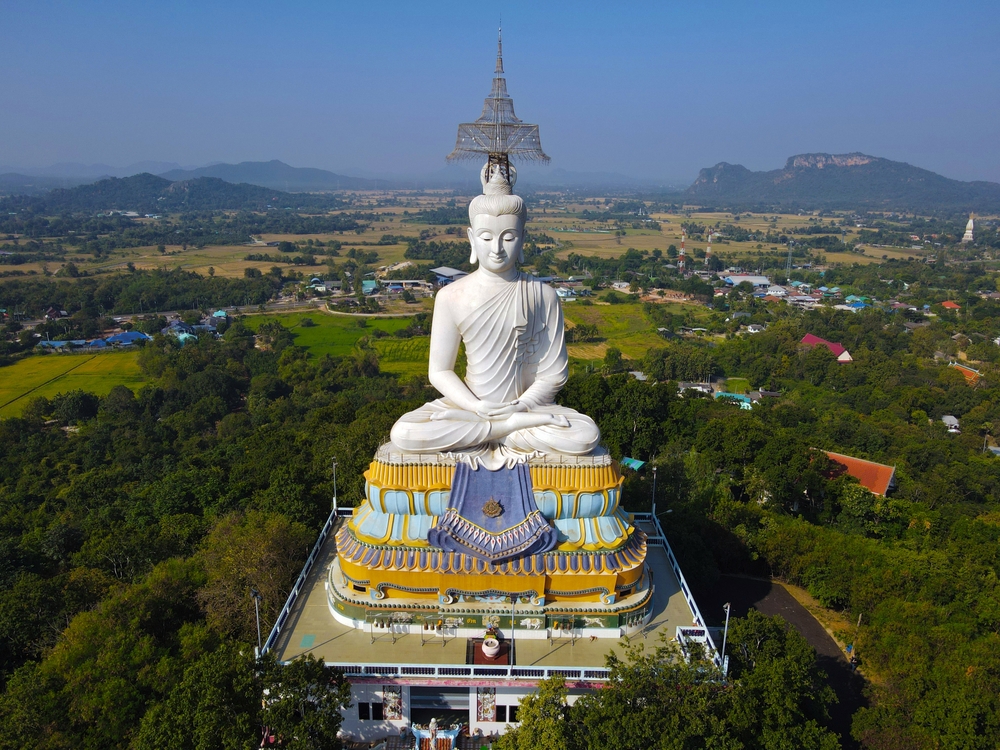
left=518, top=237, right=525, bottom=264
left=467, top=227, right=478, bottom=265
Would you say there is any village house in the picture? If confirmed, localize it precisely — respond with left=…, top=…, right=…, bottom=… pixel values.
left=801, top=333, right=853, bottom=363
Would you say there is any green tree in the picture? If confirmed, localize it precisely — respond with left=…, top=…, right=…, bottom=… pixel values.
left=725, top=611, right=839, bottom=749
left=196, top=512, right=313, bottom=642
left=133, top=641, right=259, bottom=750
left=495, top=675, right=575, bottom=750
left=260, top=653, right=351, bottom=750
left=571, top=638, right=727, bottom=750
left=603, top=346, right=625, bottom=374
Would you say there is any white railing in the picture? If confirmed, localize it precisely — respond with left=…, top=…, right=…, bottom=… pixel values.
left=632, top=512, right=723, bottom=670
left=261, top=505, right=352, bottom=656
left=265, top=506, right=721, bottom=674
left=326, top=662, right=611, bottom=682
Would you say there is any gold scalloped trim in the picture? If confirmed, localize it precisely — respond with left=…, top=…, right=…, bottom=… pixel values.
left=364, top=460, right=623, bottom=494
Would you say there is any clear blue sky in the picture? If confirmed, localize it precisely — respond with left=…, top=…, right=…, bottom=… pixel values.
left=2, top=0, right=998, bottom=183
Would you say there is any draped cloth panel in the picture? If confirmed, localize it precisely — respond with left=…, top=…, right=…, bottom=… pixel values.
left=427, top=463, right=557, bottom=563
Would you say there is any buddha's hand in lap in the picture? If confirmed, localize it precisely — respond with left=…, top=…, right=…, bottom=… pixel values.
left=427, top=402, right=571, bottom=431
left=477, top=400, right=528, bottom=419
left=480, top=401, right=571, bottom=429
left=502, top=411, right=570, bottom=431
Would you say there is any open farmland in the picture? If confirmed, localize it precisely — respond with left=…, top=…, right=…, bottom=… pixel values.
left=373, top=337, right=431, bottom=379
left=0, top=351, right=144, bottom=417
left=11, top=188, right=948, bottom=286
left=244, top=298, right=707, bottom=377
left=243, top=310, right=430, bottom=378
left=562, top=300, right=708, bottom=366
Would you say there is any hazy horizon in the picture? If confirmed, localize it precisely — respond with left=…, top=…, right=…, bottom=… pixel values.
left=3, top=0, right=998, bottom=184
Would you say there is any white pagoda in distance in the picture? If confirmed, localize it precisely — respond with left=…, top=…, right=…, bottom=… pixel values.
left=962, top=214, right=974, bottom=243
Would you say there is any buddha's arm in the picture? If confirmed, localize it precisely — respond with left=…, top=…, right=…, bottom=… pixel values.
left=426, top=300, right=487, bottom=413
left=516, top=290, right=569, bottom=409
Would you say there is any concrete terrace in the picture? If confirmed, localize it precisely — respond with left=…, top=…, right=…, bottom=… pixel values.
left=272, top=519, right=697, bottom=672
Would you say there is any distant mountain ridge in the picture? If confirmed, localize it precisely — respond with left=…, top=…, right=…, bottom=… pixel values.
left=684, top=152, right=1000, bottom=212
left=0, top=173, right=344, bottom=214
left=1, top=159, right=679, bottom=196
left=159, top=160, right=380, bottom=191
left=0, top=173, right=96, bottom=196
left=0, top=161, right=188, bottom=180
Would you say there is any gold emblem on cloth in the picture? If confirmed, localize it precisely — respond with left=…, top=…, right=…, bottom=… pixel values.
left=482, top=498, right=504, bottom=518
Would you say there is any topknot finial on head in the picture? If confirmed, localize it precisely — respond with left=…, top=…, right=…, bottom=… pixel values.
left=480, top=163, right=517, bottom=194
left=470, top=162, right=524, bottom=227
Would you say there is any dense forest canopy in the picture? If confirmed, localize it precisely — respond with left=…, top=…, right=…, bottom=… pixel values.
left=2, top=192, right=1000, bottom=750
left=0, top=287, right=997, bottom=746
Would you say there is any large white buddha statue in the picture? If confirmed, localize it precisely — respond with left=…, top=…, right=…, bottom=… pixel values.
left=389, top=166, right=600, bottom=468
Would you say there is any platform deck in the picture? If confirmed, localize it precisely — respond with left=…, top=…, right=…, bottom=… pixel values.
left=272, top=520, right=695, bottom=671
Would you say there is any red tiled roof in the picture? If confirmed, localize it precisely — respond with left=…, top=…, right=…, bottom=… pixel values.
left=949, top=363, right=980, bottom=384
left=941, top=300, right=961, bottom=310
left=801, top=334, right=846, bottom=357
left=823, top=451, right=896, bottom=496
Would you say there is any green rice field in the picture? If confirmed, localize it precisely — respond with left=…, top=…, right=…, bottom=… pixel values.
left=244, top=311, right=430, bottom=378
left=0, top=351, right=145, bottom=418
left=246, top=302, right=708, bottom=379
left=562, top=301, right=707, bottom=366
left=373, top=337, right=431, bottom=379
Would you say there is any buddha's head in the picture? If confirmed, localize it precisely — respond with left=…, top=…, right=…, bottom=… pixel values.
left=467, top=165, right=526, bottom=274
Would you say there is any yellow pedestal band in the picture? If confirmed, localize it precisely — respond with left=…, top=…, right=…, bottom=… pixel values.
left=364, top=460, right=623, bottom=495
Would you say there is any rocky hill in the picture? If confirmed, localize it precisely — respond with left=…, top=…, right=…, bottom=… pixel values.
left=684, top=153, right=1000, bottom=212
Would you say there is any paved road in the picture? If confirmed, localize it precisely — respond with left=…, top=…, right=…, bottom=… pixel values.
left=698, top=575, right=866, bottom=749
left=21, top=297, right=327, bottom=329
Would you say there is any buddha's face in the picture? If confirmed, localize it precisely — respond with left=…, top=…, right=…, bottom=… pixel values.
left=468, top=212, right=524, bottom=275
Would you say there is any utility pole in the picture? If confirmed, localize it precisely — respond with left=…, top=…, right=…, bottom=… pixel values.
left=251, top=587, right=263, bottom=658
left=331, top=457, right=338, bottom=513
left=721, top=602, right=731, bottom=676
left=651, top=466, right=658, bottom=519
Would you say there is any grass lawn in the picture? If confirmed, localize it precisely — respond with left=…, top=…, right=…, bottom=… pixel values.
left=563, top=301, right=670, bottom=365
left=724, top=377, right=751, bottom=394
left=0, top=351, right=145, bottom=418
left=373, top=337, right=431, bottom=379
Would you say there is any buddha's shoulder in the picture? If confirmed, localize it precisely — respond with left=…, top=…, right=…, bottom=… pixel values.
left=523, top=273, right=558, bottom=300
left=435, top=275, right=473, bottom=299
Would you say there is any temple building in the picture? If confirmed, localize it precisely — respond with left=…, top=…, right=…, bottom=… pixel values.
left=261, top=31, right=718, bottom=748
left=962, top=214, right=974, bottom=243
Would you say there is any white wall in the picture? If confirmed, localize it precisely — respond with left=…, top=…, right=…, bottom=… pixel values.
left=339, top=684, right=409, bottom=743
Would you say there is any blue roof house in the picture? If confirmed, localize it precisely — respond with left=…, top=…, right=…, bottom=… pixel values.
left=106, top=331, right=152, bottom=346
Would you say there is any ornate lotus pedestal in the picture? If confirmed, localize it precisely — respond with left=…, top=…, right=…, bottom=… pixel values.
left=328, top=444, right=652, bottom=636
